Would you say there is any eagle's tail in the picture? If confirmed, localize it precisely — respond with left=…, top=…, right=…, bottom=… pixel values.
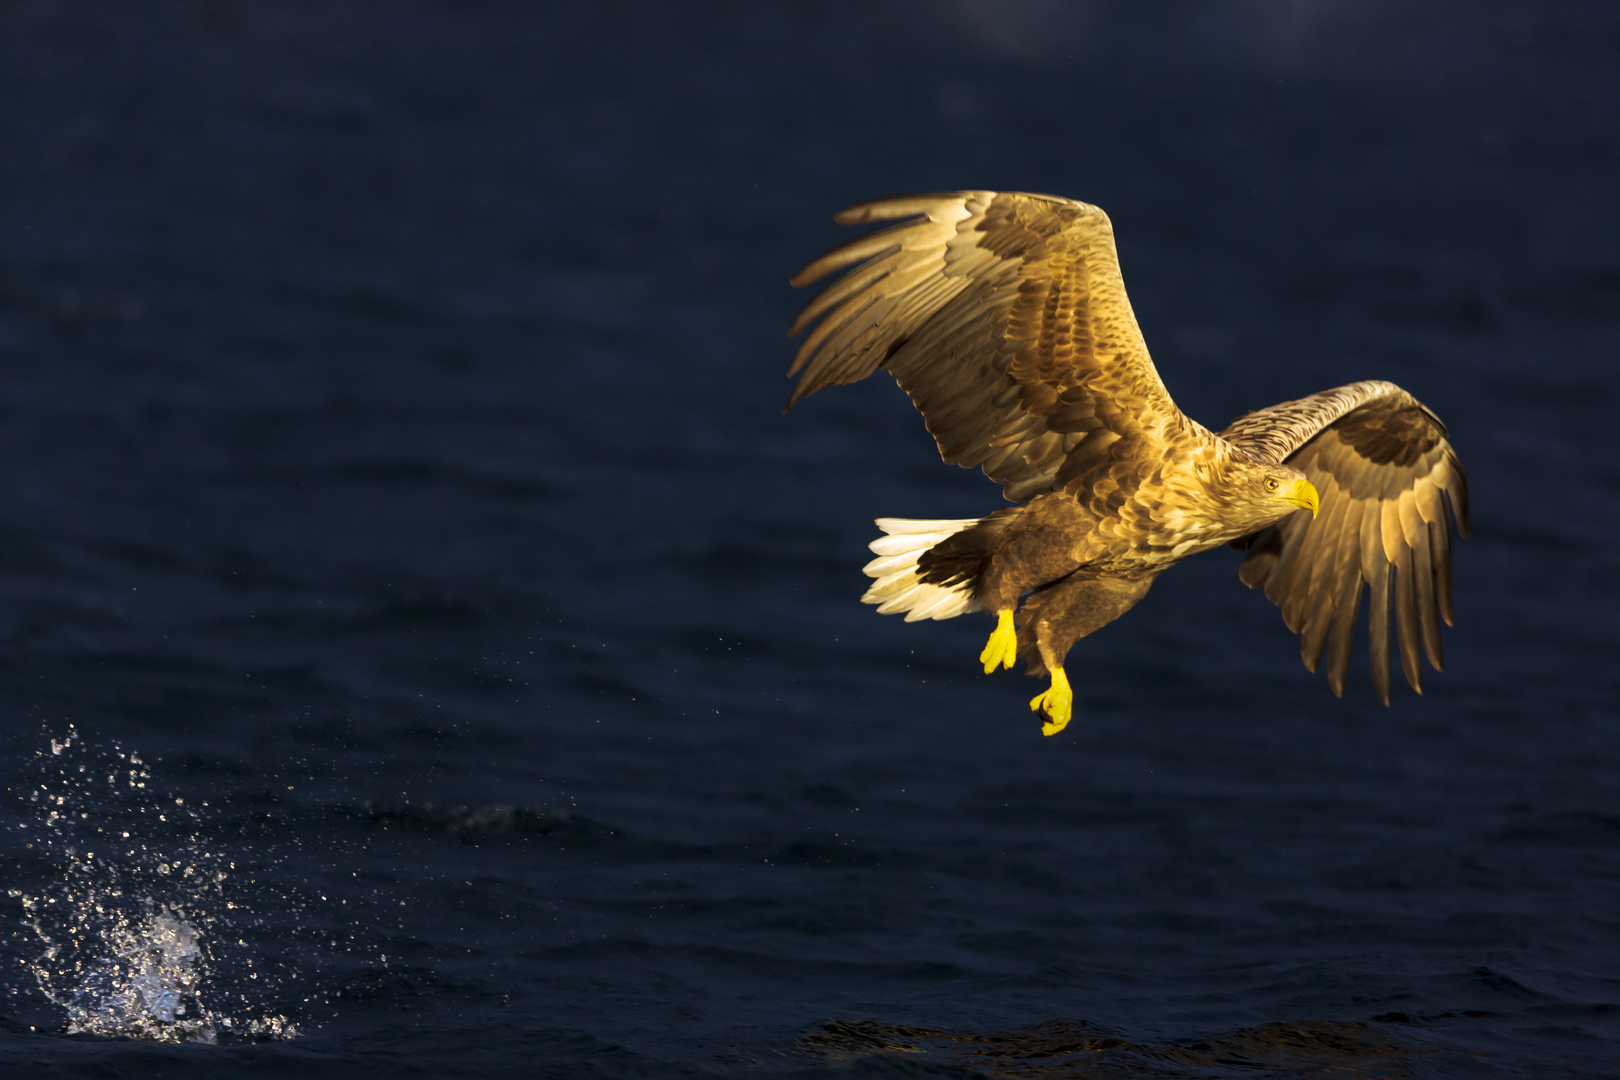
left=860, top=518, right=984, bottom=622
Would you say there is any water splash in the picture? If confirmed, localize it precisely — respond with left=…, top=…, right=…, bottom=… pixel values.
left=10, top=726, right=297, bottom=1042
left=50, top=905, right=214, bottom=1042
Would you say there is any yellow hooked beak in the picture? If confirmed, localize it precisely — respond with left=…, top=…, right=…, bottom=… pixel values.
left=1277, top=478, right=1319, bottom=518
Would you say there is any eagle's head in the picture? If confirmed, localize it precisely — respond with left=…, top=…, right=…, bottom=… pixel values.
left=1220, top=458, right=1319, bottom=531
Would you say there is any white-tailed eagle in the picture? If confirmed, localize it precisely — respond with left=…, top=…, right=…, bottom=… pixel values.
left=785, top=191, right=1469, bottom=735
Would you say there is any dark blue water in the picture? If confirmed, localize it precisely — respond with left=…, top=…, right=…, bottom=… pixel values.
left=0, top=2, right=1616, bottom=1076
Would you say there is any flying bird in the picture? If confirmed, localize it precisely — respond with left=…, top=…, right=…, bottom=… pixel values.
left=784, top=191, right=1469, bottom=735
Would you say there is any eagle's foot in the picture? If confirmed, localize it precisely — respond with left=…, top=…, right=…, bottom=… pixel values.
left=1030, top=667, right=1073, bottom=736
left=979, top=609, right=1018, bottom=674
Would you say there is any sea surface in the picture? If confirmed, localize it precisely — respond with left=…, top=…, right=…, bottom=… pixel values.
left=0, top=2, right=1617, bottom=1076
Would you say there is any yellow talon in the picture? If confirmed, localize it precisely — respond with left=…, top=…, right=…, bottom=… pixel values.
left=1030, top=667, right=1073, bottom=736
left=979, top=609, right=1017, bottom=674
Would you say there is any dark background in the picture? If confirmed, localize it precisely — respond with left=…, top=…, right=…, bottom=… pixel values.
left=0, top=1, right=1616, bottom=1076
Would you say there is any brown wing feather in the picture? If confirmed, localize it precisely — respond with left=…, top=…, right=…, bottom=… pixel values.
left=1224, top=383, right=1469, bottom=703
left=786, top=191, right=1195, bottom=502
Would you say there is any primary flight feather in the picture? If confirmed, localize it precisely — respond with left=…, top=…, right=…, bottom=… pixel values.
left=785, top=191, right=1469, bottom=734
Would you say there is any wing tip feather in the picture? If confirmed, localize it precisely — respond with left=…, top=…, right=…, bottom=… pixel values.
left=831, top=191, right=985, bottom=227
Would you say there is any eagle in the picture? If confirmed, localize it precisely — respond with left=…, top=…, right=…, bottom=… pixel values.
left=784, top=191, right=1469, bottom=735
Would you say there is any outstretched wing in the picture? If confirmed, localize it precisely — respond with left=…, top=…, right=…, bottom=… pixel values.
left=1222, top=381, right=1470, bottom=703
left=786, top=191, right=1197, bottom=502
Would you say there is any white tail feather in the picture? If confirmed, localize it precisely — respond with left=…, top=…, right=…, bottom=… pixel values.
left=860, top=517, right=982, bottom=622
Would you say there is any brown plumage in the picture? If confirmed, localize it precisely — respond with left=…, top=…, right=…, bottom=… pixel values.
left=785, top=191, right=1469, bottom=733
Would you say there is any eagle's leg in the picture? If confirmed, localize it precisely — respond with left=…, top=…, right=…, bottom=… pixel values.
left=1030, top=666, right=1073, bottom=736
left=1016, top=572, right=1161, bottom=736
left=979, top=609, right=1018, bottom=673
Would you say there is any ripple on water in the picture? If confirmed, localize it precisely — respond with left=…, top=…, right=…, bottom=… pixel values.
left=796, top=1016, right=1446, bottom=1078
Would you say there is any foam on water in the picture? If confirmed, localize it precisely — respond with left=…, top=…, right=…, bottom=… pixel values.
left=10, top=727, right=297, bottom=1043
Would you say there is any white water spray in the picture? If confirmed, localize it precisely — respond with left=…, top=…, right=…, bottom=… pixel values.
left=10, top=727, right=297, bottom=1042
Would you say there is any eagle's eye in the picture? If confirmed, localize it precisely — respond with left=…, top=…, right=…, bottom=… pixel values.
left=1264, top=478, right=1280, bottom=492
